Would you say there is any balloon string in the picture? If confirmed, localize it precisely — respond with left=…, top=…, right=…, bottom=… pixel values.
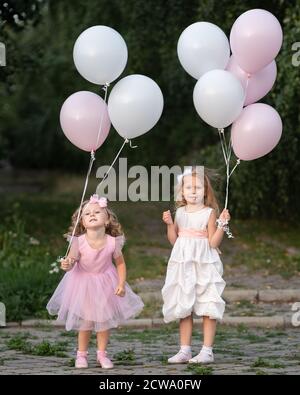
left=243, top=74, right=251, bottom=105
left=221, top=74, right=250, bottom=208
left=97, top=135, right=139, bottom=186
left=229, top=157, right=240, bottom=178
left=224, top=141, right=230, bottom=210
left=227, top=132, right=232, bottom=163
left=98, top=138, right=130, bottom=186
left=221, top=73, right=249, bottom=208
left=129, top=140, right=138, bottom=148
left=95, top=83, right=110, bottom=149
left=63, top=136, right=136, bottom=259
left=63, top=150, right=96, bottom=258
left=224, top=157, right=240, bottom=209
left=218, top=129, right=241, bottom=238
left=218, top=129, right=227, bottom=165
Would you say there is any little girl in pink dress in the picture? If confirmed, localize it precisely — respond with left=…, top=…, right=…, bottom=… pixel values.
left=47, top=194, right=144, bottom=369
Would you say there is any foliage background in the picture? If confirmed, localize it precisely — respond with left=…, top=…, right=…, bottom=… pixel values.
left=0, top=0, right=299, bottom=219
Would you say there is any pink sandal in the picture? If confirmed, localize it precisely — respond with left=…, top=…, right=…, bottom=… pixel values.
left=97, top=350, right=114, bottom=369
left=75, top=350, right=88, bottom=368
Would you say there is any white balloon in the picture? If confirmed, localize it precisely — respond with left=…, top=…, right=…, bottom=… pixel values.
left=193, top=70, right=245, bottom=129
left=108, top=74, right=164, bottom=139
left=177, top=22, right=230, bottom=80
left=73, top=25, right=128, bottom=85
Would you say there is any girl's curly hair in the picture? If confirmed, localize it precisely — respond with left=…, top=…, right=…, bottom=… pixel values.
left=63, top=199, right=124, bottom=239
left=175, top=166, right=221, bottom=215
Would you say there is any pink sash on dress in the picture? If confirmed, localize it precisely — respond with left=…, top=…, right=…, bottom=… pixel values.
left=178, top=227, right=222, bottom=254
left=178, top=227, right=208, bottom=239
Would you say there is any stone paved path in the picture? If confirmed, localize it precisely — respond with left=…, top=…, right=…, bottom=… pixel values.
left=1, top=324, right=299, bottom=375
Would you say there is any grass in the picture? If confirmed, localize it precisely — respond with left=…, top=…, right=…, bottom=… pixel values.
left=66, top=357, right=75, bottom=367
left=139, top=298, right=163, bottom=318
left=219, top=324, right=267, bottom=344
left=254, top=369, right=268, bottom=375
left=157, top=354, right=168, bottom=365
left=6, top=334, right=32, bottom=353
left=186, top=364, right=213, bottom=375
left=251, top=357, right=285, bottom=369
left=240, top=333, right=266, bottom=343
left=114, top=348, right=136, bottom=362
left=235, top=300, right=255, bottom=309
left=265, top=331, right=286, bottom=338
left=113, top=348, right=142, bottom=366
left=115, top=325, right=178, bottom=344
left=236, top=324, right=248, bottom=333
left=31, top=340, right=68, bottom=357
left=6, top=334, right=69, bottom=357
left=60, top=331, right=77, bottom=338
left=228, top=299, right=265, bottom=317
left=226, top=219, right=300, bottom=278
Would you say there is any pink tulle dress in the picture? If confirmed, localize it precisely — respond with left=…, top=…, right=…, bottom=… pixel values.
left=46, top=234, right=144, bottom=332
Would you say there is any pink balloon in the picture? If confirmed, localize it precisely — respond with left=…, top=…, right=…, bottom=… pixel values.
left=226, top=56, right=277, bottom=106
left=230, top=9, right=283, bottom=74
left=60, top=91, right=111, bottom=152
left=231, top=103, right=282, bottom=161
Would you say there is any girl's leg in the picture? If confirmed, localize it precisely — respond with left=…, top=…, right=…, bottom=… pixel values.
left=202, top=316, right=217, bottom=347
left=168, top=315, right=193, bottom=363
left=189, top=316, right=216, bottom=364
left=179, top=314, right=193, bottom=346
left=96, top=330, right=110, bottom=351
left=76, top=330, right=91, bottom=368
left=78, top=330, right=91, bottom=351
left=96, top=330, right=113, bottom=369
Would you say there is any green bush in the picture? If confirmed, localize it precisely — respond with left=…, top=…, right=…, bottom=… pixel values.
left=0, top=209, right=62, bottom=321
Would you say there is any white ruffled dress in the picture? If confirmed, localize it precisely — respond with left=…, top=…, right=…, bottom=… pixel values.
left=162, top=206, right=226, bottom=322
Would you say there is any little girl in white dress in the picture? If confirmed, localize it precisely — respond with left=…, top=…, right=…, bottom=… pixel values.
left=162, top=166, right=231, bottom=364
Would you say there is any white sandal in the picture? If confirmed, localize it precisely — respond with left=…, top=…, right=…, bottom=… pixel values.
left=168, top=350, right=192, bottom=364
left=189, top=349, right=214, bottom=364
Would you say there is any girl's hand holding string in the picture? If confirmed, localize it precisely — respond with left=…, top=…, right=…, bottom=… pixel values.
left=60, top=257, right=77, bottom=272
left=219, top=209, right=231, bottom=223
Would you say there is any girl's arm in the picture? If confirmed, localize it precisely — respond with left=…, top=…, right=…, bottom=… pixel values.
left=162, top=210, right=178, bottom=245
left=114, top=253, right=126, bottom=297
left=61, top=237, right=80, bottom=271
left=167, top=223, right=178, bottom=245
left=207, top=209, right=228, bottom=249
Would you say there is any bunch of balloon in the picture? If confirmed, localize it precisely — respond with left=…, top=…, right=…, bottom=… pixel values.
left=59, top=26, right=129, bottom=257
left=177, top=10, right=283, bottom=237
left=59, top=25, right=164, bottom=257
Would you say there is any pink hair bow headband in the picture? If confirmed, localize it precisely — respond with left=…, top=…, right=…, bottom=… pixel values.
left=88, top=194, right=107, bottom=208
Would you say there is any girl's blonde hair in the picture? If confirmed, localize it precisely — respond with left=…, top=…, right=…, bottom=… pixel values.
left=175, top=167, right=220, bottom=215
left=64, top=200, right=124, bottom=239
